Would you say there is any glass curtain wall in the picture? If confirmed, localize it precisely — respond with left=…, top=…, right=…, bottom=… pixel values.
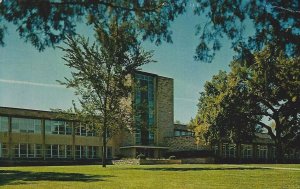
left=134, top=73, right=155, bottom=145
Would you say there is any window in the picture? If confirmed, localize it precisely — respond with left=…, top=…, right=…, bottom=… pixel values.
left=75, top=123, right=97, bottom=136
left=45, top=144, right=71, bottom=158
left=66, top=145, right=72, bottom=158
left=52, top=144, right=58, bottom=158
left=58, top=145, right=65, bottom=158
left=27, top=144, right=35, bottom=158
left=222, top=143, right=236, bottom=158
left=45, top=120, right=72, bottom=135
left=174, top=130, right=180, bottom=136
left=13, top=144, right=20, bottom=158
left=269, top=146, right=276, bottom=160
left=81, top=127, right=87, bottom=136
left=106, top=147, right=112, bottom=159
left=13, top=144, right=42, bottom=158
left=11, top=118, right=41, bottom=133
left=35, top=144, right=42, bottom=158
left=20, top=144, right=27, bottom=158
left=241, top=144, right=253, bottom=159
left=135, top=129, right=141, bottom=145
left=212, top=145, right=219, bottom=155
left=75, top=145, right=99, bottom=159
left=66, top=123, right=72, bottom=135
left=87, top=129, right=97, bottom=137
left=0, top=117, right=9, bottom=132
left=75, top=145, right=81, bottom=159
left=134, top=73, right=156, bottom=146
left=296, top=151, right=300, bottom=159
left=81, top=146, right=87, bottom=158
left=0, top=143, right=9, bottom=158
left=257, top=145, right=268, bottom=159
left=45, top=145, right=52, bottom=158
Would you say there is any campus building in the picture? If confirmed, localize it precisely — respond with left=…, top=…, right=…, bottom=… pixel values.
left=167, top=124, right=300, bottom=163
left=0, top=71, right=174, bottom=163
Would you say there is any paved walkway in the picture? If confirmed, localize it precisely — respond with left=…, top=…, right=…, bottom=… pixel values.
left=224, top=164, right=300, bottom=171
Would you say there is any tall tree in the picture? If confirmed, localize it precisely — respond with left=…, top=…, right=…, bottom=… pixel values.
left=197, top=45, right=300, bottom=162
left=194, top=0, right=300, bottom=62
left=188, top=114, right=209, bottom=145
left=58, top=22, right=154, bottom=167
left=0, top=0, right=186, bottom=51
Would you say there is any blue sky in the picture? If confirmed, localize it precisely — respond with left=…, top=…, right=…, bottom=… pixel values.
left=0, top=6, right=234, bottom=124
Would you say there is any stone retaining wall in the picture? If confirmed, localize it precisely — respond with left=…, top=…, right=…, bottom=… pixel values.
left=112, top=159, right=182, bottom=165
left=139, top=159, right=182, bottom=165
left=112, top=159, right=140, bottom=165
left=181, top=157, right=215, bottom=164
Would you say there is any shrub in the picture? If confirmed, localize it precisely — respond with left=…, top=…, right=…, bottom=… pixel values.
left=136, top=153, right=146, bottom=159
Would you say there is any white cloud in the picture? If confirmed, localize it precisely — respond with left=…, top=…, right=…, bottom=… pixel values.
left=0, top=78, right=65, bottom=88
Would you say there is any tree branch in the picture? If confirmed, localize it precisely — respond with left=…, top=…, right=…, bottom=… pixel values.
left=20, top=0, right=167, bottom=13
left=256, top=121, right=276, bottom=141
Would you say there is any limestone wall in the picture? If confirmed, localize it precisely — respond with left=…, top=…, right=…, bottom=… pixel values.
left=156, top=76, right=174, bottom=146
left=165, top=136, right=209, bottom=152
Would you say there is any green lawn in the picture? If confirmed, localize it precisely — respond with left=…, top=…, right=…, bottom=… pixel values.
left=0, top=164, right=299, bottom=189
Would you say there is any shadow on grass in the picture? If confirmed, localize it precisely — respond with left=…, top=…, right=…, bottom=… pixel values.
left=126, top=167, right=268, bottom=172
left=0, top=170, right=112, bottom=186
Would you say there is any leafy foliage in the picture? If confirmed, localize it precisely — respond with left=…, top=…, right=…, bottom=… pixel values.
left=196, top=45, right=300, bottom=161
left=0, top=0, right=186, bottom=51
left=188, top=114, right=209, bottom=145
left=58, top=22, right=155, bottom=166
left=194, top=0, right=300, bottom=62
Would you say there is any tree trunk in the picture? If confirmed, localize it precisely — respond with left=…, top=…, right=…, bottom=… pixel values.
left=275, top=140, right=284, bottom=163
left=102, top=126, right=107, bottom=168
left=274, top=120, right=285, bottom=163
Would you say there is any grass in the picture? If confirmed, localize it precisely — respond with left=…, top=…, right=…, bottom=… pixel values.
left=0, top=164, right=299, bottom=189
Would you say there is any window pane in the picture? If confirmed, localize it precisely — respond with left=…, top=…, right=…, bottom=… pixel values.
left=13, top=144, right=19, bottom=158
left=58, top=121, right=65, bottom=135
left=12, top=118, right=41, bottom=133
left=107, top=147, right=112, bottom=159
left=45, top=120, right=52, bottom=134
left=66, top=122, right=72, bottom=135
left=81, top=146, right=87, bottom=158
left=27, top=120, right=35, bottom=133
left=20, top=144, right=27, bottom=158
left=0, top=117, right=9, bottom=132
left=74, top=123, right=81, bottom=135
left=45, top=145, right=51, bottom=158
left=59, top=145, right=66, bottom=158
left=75, top=145, right=81, bottom=159
left=52, top=121, right=59, bottom=135
left=12, top=118, right=19, bottom=132
left=34, top=120, right=42, bottom=134
left=81, top=126, right=86, bottom=136
left=66, top=145, right=72, bottom=158
left=1, top=143, right=8, bottom=158
left=35, top=144, right=42, bottom=158
left=95, top=147, right=100, bottom=158
left=52, top=145, right=58, bottom=158
left=19, top=119, right=28, bottom=133
left=28, top=144, right=34, bottom=158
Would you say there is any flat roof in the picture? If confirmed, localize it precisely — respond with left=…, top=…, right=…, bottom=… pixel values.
left=0, top=106, right=74, bottom=120
left=120, top=145, right=169, bottom=149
